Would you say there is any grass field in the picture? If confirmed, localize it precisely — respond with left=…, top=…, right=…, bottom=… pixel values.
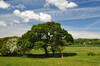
left=0, top=47, right=100, bottom=66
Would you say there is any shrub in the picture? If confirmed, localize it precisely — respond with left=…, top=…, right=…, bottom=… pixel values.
left=87, top=52, right=96, bottom=56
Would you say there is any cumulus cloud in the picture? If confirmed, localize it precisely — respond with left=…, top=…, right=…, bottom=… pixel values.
left=67, top=2, right=78, bottom=8
left=13, top=9, right=52, bottom=22
left=45, top=0, right=78, bottom=11
left=0, top=21, right=7, bottom=27
left=0, top=0, right=10, bottom=9
left=13, top=10, right=20, bottom=16
left=69, top=31, right=100, bottom=39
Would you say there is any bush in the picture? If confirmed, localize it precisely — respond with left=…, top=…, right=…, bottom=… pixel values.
left=87, top=52, right=96, bottom=56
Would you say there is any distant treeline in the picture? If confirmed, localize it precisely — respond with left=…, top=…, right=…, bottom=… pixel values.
left=69, top=39, right=100, bottom=47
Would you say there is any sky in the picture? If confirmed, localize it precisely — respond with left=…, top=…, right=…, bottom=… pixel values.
left=0, top=0, right=100, bottom=39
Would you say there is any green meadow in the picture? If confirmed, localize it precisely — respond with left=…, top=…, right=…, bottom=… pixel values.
left=0, top=47, right=100, bottom=66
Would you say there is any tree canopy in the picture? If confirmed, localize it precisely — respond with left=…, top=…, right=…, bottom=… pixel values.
left=18, top=22, right=74, bottom=56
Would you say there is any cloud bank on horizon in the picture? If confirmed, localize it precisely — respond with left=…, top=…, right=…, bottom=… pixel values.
left=0, top=0, right=100, bottom=39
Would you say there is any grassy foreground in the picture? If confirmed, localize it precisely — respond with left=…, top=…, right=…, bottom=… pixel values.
left=0, top=47, right=100, bottom=66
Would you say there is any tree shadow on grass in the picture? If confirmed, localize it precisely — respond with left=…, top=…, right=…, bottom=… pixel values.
left=0, top=53, right=77, bottom=58
left=0, top=54, right=23, bottom=57
left=26, top=53, right=77, bottom=58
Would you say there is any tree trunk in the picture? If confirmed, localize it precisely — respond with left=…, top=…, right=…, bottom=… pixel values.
left=44, top=47, right=48, bottom=56
left=60, top=51, right=63, bottom=58
left=51, top=47, right=55, bottom=56
left=61, top=53, right=63, bottom=58
left=52, top=50, right=55, bottom=56
left=52, top=49, right=56, bottom=56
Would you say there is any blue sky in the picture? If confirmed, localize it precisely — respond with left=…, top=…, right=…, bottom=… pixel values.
left=0, top=0, right=100, bottom=39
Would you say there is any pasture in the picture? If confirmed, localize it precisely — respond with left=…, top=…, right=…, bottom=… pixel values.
left=0, top=47, right=100, bottom=66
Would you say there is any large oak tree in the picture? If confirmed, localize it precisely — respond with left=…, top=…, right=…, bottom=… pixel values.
left=18, top=22, right=73, bottom=56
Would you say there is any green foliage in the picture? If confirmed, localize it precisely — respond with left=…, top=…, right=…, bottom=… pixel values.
left=34, top=41, right=46, bottom=49
left=0, top=37, right=11, bottom=55
left=0, top=37, right=10, bottom=49
left=0, top=39, right=3, bottom=49
left=18, top=21, right=73, bottom=56
left=0, top=36, right=19, bottom=55
left=18, top=39, right=32, bottom=52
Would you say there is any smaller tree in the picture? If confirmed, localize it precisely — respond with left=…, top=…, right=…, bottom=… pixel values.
left=0, top=37, right=11, bottom=55
left=51, top=39, right=67, bottom=58
left=0, top=36, right=20, bottom=56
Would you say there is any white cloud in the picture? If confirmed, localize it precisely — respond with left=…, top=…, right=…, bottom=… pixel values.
left=0, top=24, right=31, bottom=38
left=42, top=7, right=100, bottom=21
left=13, top=20, right=20, bottom=23
left=69, top=31, right=100, bottom=39
left=62, top=25, right=100, bottom=39
left=13, top=4, right=25, bottom=9
left=10, top=4, right=26, bottom=10
left=13, top=9, right=52, bottom=22
left=0, top=14, right=23, bottom=25
left=0, top=21, right=7, bottom=27
left=45, top=0, right=78, bottom=11
left=0, top=0, right=10, bottom=9
left=13, top=10, right=20, bottom=16
left=39, top=13, right=52, bottom=22
left=0, top=14, right=31, bottom=38
left=67, top=2, right=78, bottom=8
